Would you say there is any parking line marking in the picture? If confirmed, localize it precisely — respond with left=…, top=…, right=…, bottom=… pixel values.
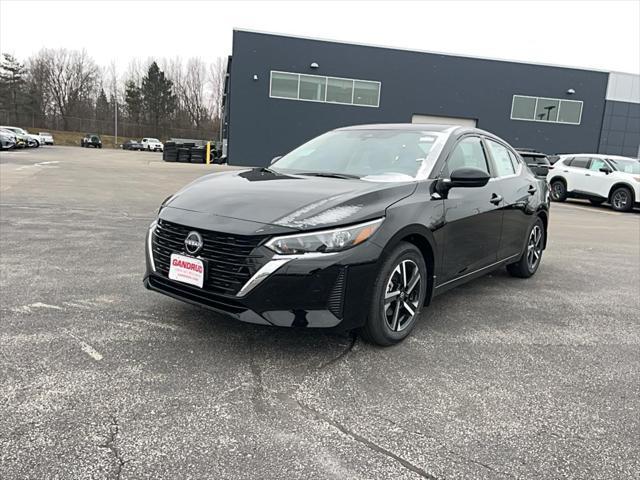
left=69, top=333, right=103, bottom=361
left=554, top=203, right=622, bottom=216
left=30, top=302, right=63, bottom=310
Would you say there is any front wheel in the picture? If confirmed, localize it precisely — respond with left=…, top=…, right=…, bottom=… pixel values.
left=360, top=242, right=427, bottom=346
left=507, top=217, right=545, bottom=278
left=611, top=187, right=633, bottom=212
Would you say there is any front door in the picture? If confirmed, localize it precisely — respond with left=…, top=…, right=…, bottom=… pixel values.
left=438, top=136, right=503, bottom=285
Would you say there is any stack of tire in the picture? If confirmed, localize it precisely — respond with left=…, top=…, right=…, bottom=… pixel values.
left=177, top=144, right=194, bottom=162
left=162, top=142, right=178, bottom=162
left=190, top=146, right=206, bottom=164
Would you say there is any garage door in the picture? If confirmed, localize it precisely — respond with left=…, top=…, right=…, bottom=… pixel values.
left=412, top=114, right=477, bottom=127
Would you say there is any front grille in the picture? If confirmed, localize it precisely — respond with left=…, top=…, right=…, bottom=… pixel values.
left=148, top=275, right=246, bottom=314
left=152, top=219, right=265, bottom=296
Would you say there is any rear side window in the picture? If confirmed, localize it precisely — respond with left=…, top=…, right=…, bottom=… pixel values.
left=570, top=157, right=589, bottom=169
left=443, top=137, right=490, bottom=177
left=486, top=140, right=516, bottom=176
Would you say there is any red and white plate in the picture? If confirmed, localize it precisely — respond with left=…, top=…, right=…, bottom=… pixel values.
left=168, top=253, right=204, bottom=288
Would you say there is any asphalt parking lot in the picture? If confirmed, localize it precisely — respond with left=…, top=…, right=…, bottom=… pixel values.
left=1, top=146, right=639, bottom=479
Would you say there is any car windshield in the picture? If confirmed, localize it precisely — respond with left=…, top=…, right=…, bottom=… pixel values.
left=148, top=138, right=160, bottom=143
left=271, top=129, right=442, bottom=180
left=608, top=158, right=640, bottom=174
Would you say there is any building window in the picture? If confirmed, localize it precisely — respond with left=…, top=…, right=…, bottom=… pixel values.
left=270, top=72, right=298, bottom=99
left=269, top=71, right=380, bottom=107
left=299, top=75, right=326, bottom=101
left=511, top=95, right=583, bottom=125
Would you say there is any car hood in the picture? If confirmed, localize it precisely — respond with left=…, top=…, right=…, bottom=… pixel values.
left=164, top=169, right=417, bottom=231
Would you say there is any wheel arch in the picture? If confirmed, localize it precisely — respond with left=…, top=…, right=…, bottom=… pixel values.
left=608, top=182, right=635, bottom=201
left=536, top=209, right=549, bottom=249
left=379, top=224, right=437, bottom=306
left=549, top=175, right=567, bottom=187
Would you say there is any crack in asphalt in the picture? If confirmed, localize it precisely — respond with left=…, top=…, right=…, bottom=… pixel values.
left=296, top=399, right=439, bottom=480
left=317, top=332, right=358, bottom=370
left=247, top=335, right=267, bottom=415
left=98, top=415, right=126, bottom=480
left=374, top=413, right=518, bottom=479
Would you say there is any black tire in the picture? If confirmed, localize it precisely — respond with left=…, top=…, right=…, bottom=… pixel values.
left=610, top=187, right=633, bottom=212
left=98, top=144, right=102, bottom=149
left=590, top=199, right=605, bottom=206
left=360, top=242, right=427, bottom=346
left=507, top=217, right=545, bottom=278
left=550, top=179, right=567, bottom=202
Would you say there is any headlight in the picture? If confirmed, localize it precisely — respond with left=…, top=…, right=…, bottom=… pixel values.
left=265, top=218, right=384, bottom=255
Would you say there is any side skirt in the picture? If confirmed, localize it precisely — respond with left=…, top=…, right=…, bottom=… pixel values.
left=432, top=253, right=520, bottom=297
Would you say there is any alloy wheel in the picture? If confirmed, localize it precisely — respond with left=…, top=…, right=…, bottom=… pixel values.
left=384, top=259, right=421, bottom=332
left=526, top=225, right=543, bottom=270
left=612, top=190, right=629, bottom=210
left=551, top=182, right=564, bottom=200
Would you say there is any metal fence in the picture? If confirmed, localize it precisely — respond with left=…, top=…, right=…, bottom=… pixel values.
left=0, top=110, right=217, bottom=141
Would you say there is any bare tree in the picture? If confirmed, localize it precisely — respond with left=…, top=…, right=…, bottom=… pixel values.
left=208, top=57, right=227, bottom=122
left=35, top=48, right=98, bottom=130
left=178, top=57, right=210, bottom=129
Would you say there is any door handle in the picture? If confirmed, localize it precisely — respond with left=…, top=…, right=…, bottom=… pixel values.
left=585, top=173, right=591, bottom=176
left=562, top=170, right=568, bottom=172
left=528, top=185, right=537, bottom=194
left=490, top=193, right=503, bottom=205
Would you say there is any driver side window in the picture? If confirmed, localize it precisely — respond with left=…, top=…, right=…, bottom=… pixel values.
left=441, top=137, right=490, bottom=178
left=589, top=158, right=607, bottom=171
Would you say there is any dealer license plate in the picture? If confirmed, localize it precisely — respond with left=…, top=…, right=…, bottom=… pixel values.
left=168, top=253, right=204, bottom=288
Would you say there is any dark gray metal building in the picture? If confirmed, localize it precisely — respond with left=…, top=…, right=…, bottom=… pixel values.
left=222, top=30, right=640, bottom=167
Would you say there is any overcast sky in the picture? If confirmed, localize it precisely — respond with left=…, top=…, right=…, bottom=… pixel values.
left=1, top=0, right=639, bottom=74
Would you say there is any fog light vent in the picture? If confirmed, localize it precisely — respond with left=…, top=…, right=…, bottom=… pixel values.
left=327, top=268, right=347, bottom=318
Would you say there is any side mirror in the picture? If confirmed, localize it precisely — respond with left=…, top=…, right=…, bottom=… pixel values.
left=599, top=167, right=612, bottom=174
left=436, top=167, right=490, bottom=196
left=270, top=155, right=282, bottom=165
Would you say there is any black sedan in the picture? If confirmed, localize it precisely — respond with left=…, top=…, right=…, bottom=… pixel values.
left=144, top=124, right=550, bottom=345
left=122, top=139, right=143, bottom=151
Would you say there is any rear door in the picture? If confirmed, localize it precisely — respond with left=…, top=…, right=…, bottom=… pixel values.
left=563, top=156, right=590, bottom=192
left=438, top=136, right=503, bottom=284
left=485, top=139, right=535, bottom=260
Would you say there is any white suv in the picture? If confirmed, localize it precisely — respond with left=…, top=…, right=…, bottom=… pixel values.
left=547, top=154, right=640, bottom=211
left=141, top=138, right=164, bottom=152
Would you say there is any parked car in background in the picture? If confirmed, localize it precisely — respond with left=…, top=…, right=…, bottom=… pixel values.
left=516, top=149, right=551, bottom=178
left=145, top=124, right=550, bottom=346
left=1, top=126, right=39, bottom=147
left=547, top=154, right=640, bottom=211
left=141, top=138, right=163, bottom=152
left=122, top=139, right=143, bottom=151
left=81, top=133, right=102, bottom=148
left=547, top=155, right=561, bottom=165
left=39, top=132, right=54, bottom=145
left=0, top=129, right=17, bottom=150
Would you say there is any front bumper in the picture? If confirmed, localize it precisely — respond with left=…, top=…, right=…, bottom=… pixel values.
left=143, top=223, right=382, bottom=330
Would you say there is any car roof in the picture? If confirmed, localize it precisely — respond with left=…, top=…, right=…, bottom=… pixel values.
left=335, top=123, right=503, bottom=138
left=560, top=153, right=637, bottom=161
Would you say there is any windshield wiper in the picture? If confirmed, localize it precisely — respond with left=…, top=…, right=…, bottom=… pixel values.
left=298, top=172, right=360, bottom=180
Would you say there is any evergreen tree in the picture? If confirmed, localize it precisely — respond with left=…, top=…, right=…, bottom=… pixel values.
left=95, top=88, right=110, bottom=122
left=124, top=80, right=142, bottom=124
left=141, top=62, right=176, bottom=135
left=0, top=53, right=27, bottom=123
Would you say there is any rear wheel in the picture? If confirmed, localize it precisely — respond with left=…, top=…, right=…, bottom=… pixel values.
left=611, top=187, right=633, bottom=212
left=550, top=180, right=567, bottom=202
left=507, top=217, right=545, bottom=278
left=361, top=242, right=427, bottom=346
